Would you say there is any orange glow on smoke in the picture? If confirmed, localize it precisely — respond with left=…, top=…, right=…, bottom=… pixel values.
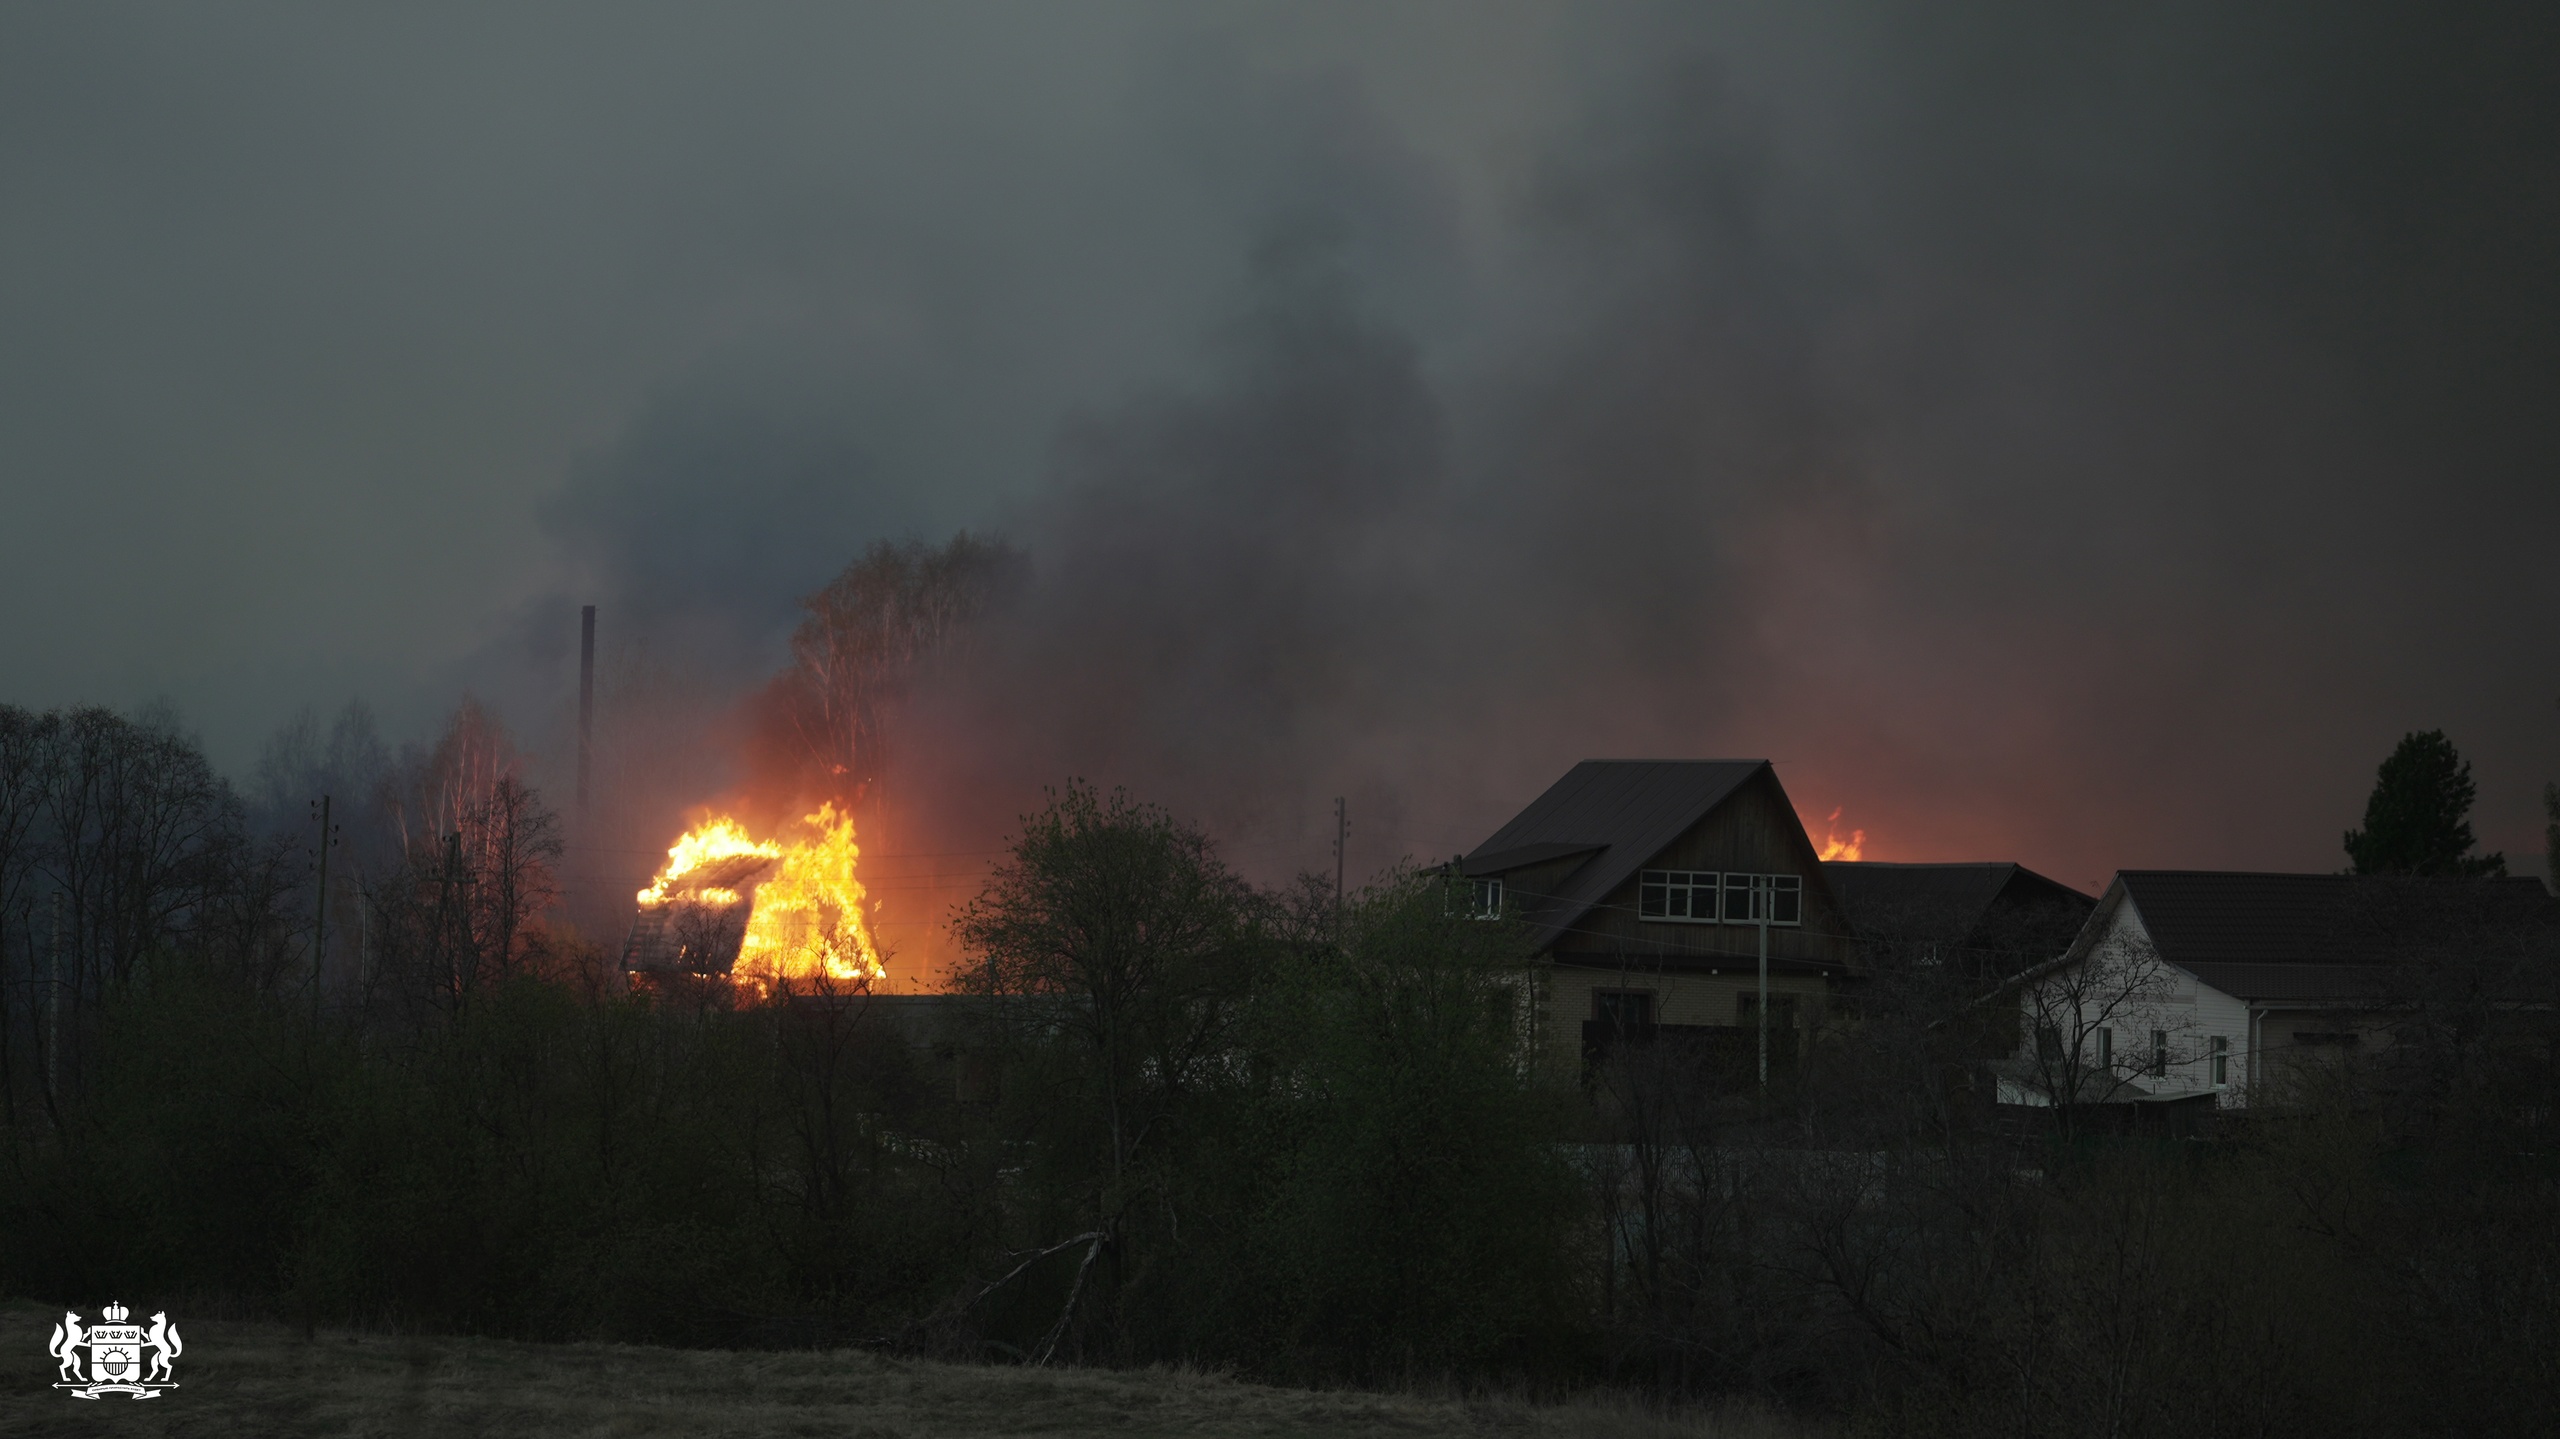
left=1815, top=807, right=1866, bottom=862
left=635, top=804, right=886, bottom=999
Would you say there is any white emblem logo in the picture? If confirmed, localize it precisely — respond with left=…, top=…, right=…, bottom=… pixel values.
left=49, top=1302, right=181, bottom=1399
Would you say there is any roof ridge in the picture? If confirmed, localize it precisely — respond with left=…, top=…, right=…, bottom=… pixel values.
left=1461, top=759, right=1769, bottom=946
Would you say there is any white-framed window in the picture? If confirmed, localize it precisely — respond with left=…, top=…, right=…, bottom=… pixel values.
left=1638, top=869, right=1720, bottom=921
left=2094, top=1027, right=2112, bottom=1071
left=2210, top=1034, right=2229, bottom=1086
left=1470, top=877, right=1504, bottom=920
left=2150, top=1029, right=2169, bottom=1078
left=1638, top=870, right=1802, bottom=925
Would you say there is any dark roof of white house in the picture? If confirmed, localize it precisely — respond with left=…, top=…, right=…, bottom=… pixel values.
left=2112, top=870, right=2558, bottom=1003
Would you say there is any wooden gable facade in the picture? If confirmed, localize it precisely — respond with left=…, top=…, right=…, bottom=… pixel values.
left=1458, top=760, right=1859, bottom=1076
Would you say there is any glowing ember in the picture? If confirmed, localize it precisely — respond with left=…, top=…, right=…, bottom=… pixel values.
left=632, top=804, right=886, bottom=998
left=1815, top=807, right=1866, bottom=863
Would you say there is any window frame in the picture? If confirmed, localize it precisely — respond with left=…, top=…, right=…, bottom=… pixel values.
left=1713, top=872, right=1805, bottom=927
left=2210, top=1034, right=2230, bottom=1087
left=1593, top=988, right=1656, bottom=1032
left=1637, top=869, right=1722, bottom=923
left=1469, top=877, right=1504, bottom=921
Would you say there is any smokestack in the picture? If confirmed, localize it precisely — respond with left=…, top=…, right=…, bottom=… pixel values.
left=578, top=604, right=596, bottom=813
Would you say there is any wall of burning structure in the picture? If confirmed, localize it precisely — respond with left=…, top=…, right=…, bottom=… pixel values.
left=621, top=807, right=886, bottom=998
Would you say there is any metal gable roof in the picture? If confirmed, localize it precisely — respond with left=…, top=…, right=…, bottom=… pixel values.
left=2022, top=870, right=2560, bottom=1005
left=1824, top=861, right=2095, bottom=973
left=1458, top=841, right=1606, bottom=877
left=1820, top=861, right=2022, bottom=944
left=2119, top=871, right=2557, bottom=972
left=1460, top=759, right=1766, bottom=948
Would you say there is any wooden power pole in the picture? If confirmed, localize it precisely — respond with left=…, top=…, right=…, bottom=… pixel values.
left=577, top=604, right=596, bottom=814
left=1757, top=875, right=1771, bottom=1089
left=1333, top=797, right=1348, bottom=919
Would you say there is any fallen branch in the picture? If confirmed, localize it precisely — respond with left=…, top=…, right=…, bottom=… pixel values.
left=1031, top=1231, right=1108, bottom=1367
left=963, top=1230, right=1106, bottom=1315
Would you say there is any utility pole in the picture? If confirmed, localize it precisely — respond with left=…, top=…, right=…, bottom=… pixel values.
left=577, top=604, right=596, bottom=814
left=435, top=831, right=462, bottom=1003
left=1332, top=797, right=1348, bottom=920
left=311, top=795, right=334, bottom=1021
left=358, top=884, right=371, bottom=1007
left=1757, top=875, right=1771, bottom=1089
left=435, top=824, right=476, bottom=1003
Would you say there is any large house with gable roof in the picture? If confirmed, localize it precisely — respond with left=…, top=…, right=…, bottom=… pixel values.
left=1457, top=760, right=1855, bottom=1075
left=1457, top=760, right=2092, bottom=1079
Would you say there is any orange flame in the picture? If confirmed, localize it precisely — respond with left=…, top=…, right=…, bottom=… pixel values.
left=636, top=817, right=777, bottom=905
left=635, top=804, right=885, bottom=999
left=1816, top=806, right=1866, bottom=862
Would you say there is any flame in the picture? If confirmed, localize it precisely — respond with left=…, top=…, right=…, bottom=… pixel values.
left=734, top=803, right=885, bottom=996
left=1816, top=806, right=1866, bottom=863
left=634, top=804, right=886, bottom=999
left=637, top=817, right=778, bottom=905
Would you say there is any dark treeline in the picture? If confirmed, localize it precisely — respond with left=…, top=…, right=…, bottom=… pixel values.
left=3, top=705, right=2557, bottom=1437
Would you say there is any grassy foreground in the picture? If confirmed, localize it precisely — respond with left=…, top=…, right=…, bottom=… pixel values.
left=0, top=1303, right=1810, bottom=1439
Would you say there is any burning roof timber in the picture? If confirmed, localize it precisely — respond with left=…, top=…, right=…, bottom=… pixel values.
left=622, top=848, right=778, bottom=974
left=621, top=807, right=889, bottom=993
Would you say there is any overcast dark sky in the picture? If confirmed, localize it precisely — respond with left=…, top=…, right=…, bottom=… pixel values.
left=5, top=1, right=2555, bottom=902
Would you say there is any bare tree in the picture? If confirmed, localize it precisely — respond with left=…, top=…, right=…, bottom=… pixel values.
left=0, top=706, right=50, bottom=1123
left=0, top=707, right=242, bottom=1115
left=37, top=708, right=237, bottom=989
left=366, top=703, right=564, bottom=1021
left=469, top=774, right=564, bottom=989
left=387, top=696, right=513, bottom=869
left=770, top=533, right=1018, bottom=808
left=2003, top=931, right=2194, bottom=1134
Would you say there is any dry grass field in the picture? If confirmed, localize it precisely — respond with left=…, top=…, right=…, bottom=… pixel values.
left=0, top=1302, right=1815, bottom=1439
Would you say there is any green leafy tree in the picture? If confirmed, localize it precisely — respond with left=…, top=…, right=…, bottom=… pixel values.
left=1206, top=868, right=1579, bottom=1382
left=953, top=781, right=1261, bottom=1362
left=2344, top=730, right=2506, bottom=877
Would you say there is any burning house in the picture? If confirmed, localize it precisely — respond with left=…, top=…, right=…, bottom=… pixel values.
left=623, top=805, right=887, bottom=997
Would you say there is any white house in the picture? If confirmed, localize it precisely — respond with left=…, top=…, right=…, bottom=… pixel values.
left=2000, top=870, right=2556, bottom=1112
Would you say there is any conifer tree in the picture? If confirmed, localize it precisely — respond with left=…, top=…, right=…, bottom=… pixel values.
left=2344, top=730, right=2506, bottom=877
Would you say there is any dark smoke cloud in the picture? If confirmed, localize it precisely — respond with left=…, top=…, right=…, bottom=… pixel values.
left=901, top=3, right=2560, bottom=904
left=5, top=3, right=2555, bottom=943
left=541, top=391, right=915, bottom=687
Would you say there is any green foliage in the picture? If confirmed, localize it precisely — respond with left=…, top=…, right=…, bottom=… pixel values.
left=2343, top=730, right=2506, bottom=877
left=955, top=781, right=1260, bottom=1193
left=1213, top=870, right=1583, bottom=1382
left=947, top=805, right=1579, bottom=1383
left=0, top=964, right=997, bottom=1346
